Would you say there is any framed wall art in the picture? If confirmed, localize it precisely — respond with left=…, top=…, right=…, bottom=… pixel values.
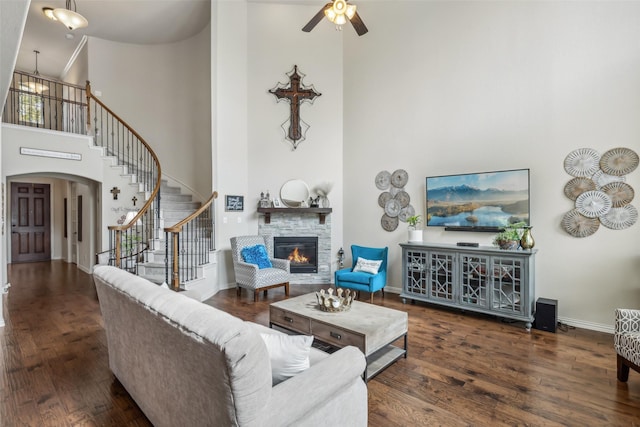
left=225, top=195, right=244, bottom=212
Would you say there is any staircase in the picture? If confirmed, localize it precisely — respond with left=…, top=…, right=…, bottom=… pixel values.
left=137, top=180, right=201, bottom=284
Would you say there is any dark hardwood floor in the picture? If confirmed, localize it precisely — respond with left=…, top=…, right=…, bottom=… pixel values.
left=2, top=261, right=639, bottom=426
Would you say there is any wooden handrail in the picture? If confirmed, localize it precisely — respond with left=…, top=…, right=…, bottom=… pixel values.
left=164, top=191, right=217, bottom=290
left=164, top=191, right=218, bottom=233
left=86, top=80, right=163, bottom=267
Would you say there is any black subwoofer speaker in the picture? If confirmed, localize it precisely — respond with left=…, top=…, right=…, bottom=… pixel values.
left=534, top=298, right=557, bottom=333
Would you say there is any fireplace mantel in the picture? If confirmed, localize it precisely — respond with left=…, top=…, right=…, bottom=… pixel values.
left=257, top=207, right=332, bottom=224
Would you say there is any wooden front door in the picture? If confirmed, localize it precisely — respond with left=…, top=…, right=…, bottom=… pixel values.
left=11, top=182, right=51, bottom=263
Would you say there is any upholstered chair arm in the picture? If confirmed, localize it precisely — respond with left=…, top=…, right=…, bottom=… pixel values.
left=615, top=309, right=640, bottom=335
left=235, top=260, right=260, bottom=272
left=265, top=346, right=367, bottom=425
left=270, top=258, right=290, bottom=272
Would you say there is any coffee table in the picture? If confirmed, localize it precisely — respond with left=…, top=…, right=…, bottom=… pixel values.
left=269, top=293, right=408, bottom=381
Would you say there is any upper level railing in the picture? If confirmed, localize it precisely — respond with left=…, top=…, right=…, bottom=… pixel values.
left=164, top=191, right=217, bottom=290
left=85, top=81, right=162, bottom=271
left=2, top=70, right=86, bottom=133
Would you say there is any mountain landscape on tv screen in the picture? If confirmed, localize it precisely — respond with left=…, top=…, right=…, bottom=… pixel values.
left=427, top=185, right=529, bottom=227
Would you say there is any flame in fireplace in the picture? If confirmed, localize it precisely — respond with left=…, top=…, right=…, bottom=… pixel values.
left=288, top=247, right=309, bottom=264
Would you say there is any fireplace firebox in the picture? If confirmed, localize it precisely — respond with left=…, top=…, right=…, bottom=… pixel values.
left=273, top=237, right=318, bottom=274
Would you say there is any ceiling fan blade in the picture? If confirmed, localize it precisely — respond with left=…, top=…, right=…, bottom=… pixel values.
left=302, top=3, right=333, bottom=32
left=349, top=11, right=368, bottom=36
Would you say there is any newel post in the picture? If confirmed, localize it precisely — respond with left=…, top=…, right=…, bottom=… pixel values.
left=171, top=232, right=180, bottom=291
left=85, top=80, right=92, bottom=135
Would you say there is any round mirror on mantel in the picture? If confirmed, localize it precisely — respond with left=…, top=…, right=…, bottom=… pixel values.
left=280, top=179, right=310, bottom=207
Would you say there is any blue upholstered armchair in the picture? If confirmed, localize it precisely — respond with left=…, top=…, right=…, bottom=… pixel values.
left=334, top=245, right=388, bottom=303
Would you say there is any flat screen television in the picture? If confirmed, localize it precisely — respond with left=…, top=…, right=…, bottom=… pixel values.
left=426, top=168, right=530, bottom=231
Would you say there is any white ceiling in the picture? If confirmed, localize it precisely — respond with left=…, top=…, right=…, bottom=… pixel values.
left=17, top=0, right=211, bottom=79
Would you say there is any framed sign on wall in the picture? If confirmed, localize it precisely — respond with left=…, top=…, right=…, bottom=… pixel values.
left=225, top=195, right=244, bottom=212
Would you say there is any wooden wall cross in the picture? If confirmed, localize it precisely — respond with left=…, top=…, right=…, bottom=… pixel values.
left=269, top=65, right=321, bottom=150
left=110, top=187, right=120, bottom=200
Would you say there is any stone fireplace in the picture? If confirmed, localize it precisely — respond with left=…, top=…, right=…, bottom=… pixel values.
left=258, top=208, right=332, bottom=284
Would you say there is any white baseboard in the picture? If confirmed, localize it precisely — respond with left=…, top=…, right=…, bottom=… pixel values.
left=384, top=286, right=613, bottom=334
left=557, top=316, right=613, bottom=334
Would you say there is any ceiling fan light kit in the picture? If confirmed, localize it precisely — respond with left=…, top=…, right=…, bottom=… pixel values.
left=51, top=0, right=88, bottom=30
left=303, top=0, right=368, bottom=36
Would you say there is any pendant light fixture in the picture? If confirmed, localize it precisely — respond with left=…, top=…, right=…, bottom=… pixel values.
left=52, top=0, right=88, bottom=30
left=25, top=50, right=48, bottom=94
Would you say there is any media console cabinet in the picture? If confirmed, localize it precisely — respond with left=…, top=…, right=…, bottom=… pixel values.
left=400, top=242, right=537, bottom=330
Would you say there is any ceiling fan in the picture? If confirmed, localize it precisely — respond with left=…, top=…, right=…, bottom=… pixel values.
left=302, top=0, right=368, bottom=36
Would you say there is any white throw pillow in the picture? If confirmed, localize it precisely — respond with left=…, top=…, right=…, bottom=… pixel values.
left=260, top=333, right=314, bottom=385
left=353, top=257, right=382, bottom=274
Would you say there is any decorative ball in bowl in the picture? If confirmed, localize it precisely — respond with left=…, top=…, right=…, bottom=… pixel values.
left=316, top=288, right=355, bottom=312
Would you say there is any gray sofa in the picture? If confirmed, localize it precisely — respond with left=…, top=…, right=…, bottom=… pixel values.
left=93, top=266, right=368, bottom=427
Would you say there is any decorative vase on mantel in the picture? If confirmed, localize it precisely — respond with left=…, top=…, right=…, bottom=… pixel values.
left=520, top=226, right=535, bottom=250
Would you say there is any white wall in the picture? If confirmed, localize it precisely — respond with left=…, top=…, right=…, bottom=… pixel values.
left=1, top=125, right=142, bottom=271
left=247, top=2, right=344, bottom=273
left=87, top=25, right=212, bottom=199
left=342, top=1, right=640, bottom=330
left=0, top=0, right=30, bottom=327
left=214, top=2, right=345, bottom=287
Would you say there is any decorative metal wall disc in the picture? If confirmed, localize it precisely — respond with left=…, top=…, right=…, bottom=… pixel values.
left=375, top=171, right=391, bottom=190
left=390, top=186, right=402, bottom=196
left=398, top=205, right=415, bottom=222
left=391, top=169, right=409, bottom=188
left=562, top=209, right=600, bottom=237
left=378, top=192, right=392, bottom=208
left=592, top=170, right=626, bottom=190
left=381, top=214, right=399, bottom=231
left=599, top=147, right=639, bottom=176
left=599, top=205, right=638, bottom=230
left=575, top=190, right=612, bottom=218
left=384, top=199, right=401, bottom=217
left=564, top=148, right=600, bottom=177
left=564, top=177, right=595, bottom=201
left=395, top=191, right=410, bottom=207
left=601, top=182, right=634, bottom=207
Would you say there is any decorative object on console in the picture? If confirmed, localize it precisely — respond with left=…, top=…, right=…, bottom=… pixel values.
left=492, top=221, right=528, bottom=250
left=269, top=65, right=321, bottom=150
left=316, top=288, right=356, bottom=312
left=407, top=215, right=422, bottom=242
left=375, top=169, right=415, bottom=232
left=313, top=181, right=333, bottom=208
left=259, top=191, right=271, bottom=208
left=520, top=226, right=535, bottom=250
left=280, top=179, right=310, bottom=207
left=562, top=147, right=638, bottom=236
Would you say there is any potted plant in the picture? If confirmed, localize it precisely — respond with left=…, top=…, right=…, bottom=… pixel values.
left=492, top=221, right=527, bottom=250
left=407, top=215, right=423, bottom=242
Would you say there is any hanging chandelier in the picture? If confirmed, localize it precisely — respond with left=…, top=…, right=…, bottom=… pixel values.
left=23, top=50, right=48, bottom=94
left=48, top=0, right=88, bottom=30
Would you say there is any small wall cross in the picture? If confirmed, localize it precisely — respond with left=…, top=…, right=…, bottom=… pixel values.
left=110, top=187, right=120, bottom=200
left=269, top=65, right=321, bottom=149
left=132, top=196, right=138, bottom=206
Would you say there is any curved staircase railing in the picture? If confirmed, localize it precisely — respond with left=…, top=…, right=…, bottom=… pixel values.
left=86, top=81, right=162, bottom=272
left=164, top=191, right=217, bottom=290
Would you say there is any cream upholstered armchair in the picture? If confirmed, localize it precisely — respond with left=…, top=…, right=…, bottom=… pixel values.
left=614, top=308, right=640, bottom=382
left=230, top=235, right=290, bottom=302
